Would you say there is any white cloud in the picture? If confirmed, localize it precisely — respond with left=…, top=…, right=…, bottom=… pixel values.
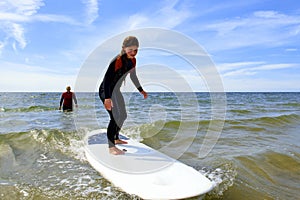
left=0, top=11, right=78, bottom=24
left=0, top=0, right=44, bottom=16
left=220, top=62, right=298, bottom=77
left=33, top=14, right=78, bottom=24
left=127, top=14, right=149, bottom=30
left=0, top=0, right=44, bottom=51
left=0, top=61, right=76, bottom=92
left=11, top=23, right=26, bottom=49
left=0, top=40, right=5, bottom=54
left=126, top=0, right=193, bottom=29
left=0, top=0, right=81, bottom=53
left=81, top=0, right=99, bottom=25
left=223, top=77, right=300, bottom=92
left=0, top=12, right=29, bottom=22
left=254, top=63, right=298, bottom=71
left=217, top=62, right=264, bottom=72
left=157, top=0, right=192, bottom=28
left=208, top=10, right=300, bottom=35
left=0, top=69, right=76, bottom=92
left=203, top=10, right=300, bottom=51
left=285, top=48, right=298, bottom=52
left=253, top=10, right=281, bottom=18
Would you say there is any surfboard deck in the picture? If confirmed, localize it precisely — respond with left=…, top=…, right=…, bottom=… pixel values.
left=84, top=129, right=214, bottom=199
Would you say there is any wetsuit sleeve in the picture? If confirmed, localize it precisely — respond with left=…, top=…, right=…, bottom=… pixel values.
left=103, top=61, right=116, bottom=99
left=72, top=93, right=77, bottom=104
left=130, top=68, right=143, bottom=92
left=60, top=93, right=64, bottom=106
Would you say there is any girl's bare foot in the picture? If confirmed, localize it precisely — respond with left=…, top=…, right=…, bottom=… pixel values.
left=109, top=146, right=125, bottom=155
left=115, top=139, right=128, bottom=144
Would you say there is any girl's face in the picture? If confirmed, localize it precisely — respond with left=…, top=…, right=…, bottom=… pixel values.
left=124, top=45, right=138, bottom=58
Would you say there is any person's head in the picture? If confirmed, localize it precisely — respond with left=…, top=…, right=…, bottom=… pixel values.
left=121, top=36, right=139, bottom=58
left=66, top=86, right=71, bottom=91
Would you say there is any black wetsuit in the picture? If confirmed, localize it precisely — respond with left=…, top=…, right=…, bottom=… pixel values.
left=99, top=54, right=143, bottom=147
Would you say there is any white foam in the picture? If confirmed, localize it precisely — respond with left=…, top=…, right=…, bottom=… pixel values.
left=199, top=163, right=237, bottom=197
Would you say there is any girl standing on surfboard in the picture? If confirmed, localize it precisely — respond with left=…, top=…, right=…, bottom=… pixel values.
left=99, top=36, right=148, bottom=155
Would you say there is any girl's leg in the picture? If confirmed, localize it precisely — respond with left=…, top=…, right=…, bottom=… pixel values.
left=107, top=110, right=117, bottom=147
left=99, top=89, right=118, bottom=148
left=112, top=91, right=127, bottom=141
left=99, top=88, right=127, bottom=152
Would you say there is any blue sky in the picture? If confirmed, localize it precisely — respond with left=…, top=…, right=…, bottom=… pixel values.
left=0, top=0, right=299, bottom=92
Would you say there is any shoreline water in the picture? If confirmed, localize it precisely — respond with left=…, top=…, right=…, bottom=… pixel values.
left=0, top=92, right=299, bottom=199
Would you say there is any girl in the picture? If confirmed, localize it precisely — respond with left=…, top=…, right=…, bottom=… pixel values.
left=99, top=36, right=148, bottom=155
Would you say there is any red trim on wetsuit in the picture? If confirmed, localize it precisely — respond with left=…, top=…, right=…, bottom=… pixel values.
left=100, top=54, right=142, bottom=99
left=115, top=56, right=136, bottom=72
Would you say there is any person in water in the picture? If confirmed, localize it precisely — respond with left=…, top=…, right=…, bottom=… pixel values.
left=59, top=86, right=78, bottom=112
left=99, top=36, right=148, bottom=155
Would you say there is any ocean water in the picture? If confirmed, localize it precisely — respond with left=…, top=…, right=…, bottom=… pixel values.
left=0, top=92, right=299, bottom=200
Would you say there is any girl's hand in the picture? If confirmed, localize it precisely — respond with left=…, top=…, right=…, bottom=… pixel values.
left=104, top=99, right=113, bottom=110
left=141, top=91, right=148, bottom=99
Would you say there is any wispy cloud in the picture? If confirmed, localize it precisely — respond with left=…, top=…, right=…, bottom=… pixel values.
left=81, top=0, right=99, bottom=25
left=0, top=12, right=30, bottom=22
left=0, top=0, right=98, bottom=53
left=156, top=0, right=193, bottom=28
left=285, top=48, right=298, bottom=52
left=223, top=77, right=300, bottom=92
left=0, top=0, right=44, bottom=51
left=219, top=62, right=298, bottom=77
left=218, top=62, right=264, bottom=72
left=11, top=23, right=26, bottom=50
left=0, top=41, right=5, bottom=51
left=127, top=0, right=193, bottom=29
left=0, top=12, right=77, bottom=24
left=0, top=60, right=77, bottom=91
left=204, top=10, right=300, bottom=51
left=1, top=0, right=44, bottom=16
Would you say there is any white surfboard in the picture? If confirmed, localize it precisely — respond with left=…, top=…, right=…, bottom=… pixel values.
left=84, top=129, right=214, bottom=199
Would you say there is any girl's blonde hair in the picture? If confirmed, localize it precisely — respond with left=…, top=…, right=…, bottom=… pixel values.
left=120, top=36, right=139, bottom=55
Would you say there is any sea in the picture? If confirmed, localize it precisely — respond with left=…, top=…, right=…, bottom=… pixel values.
left=0, top=92, right=299, bottom=200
